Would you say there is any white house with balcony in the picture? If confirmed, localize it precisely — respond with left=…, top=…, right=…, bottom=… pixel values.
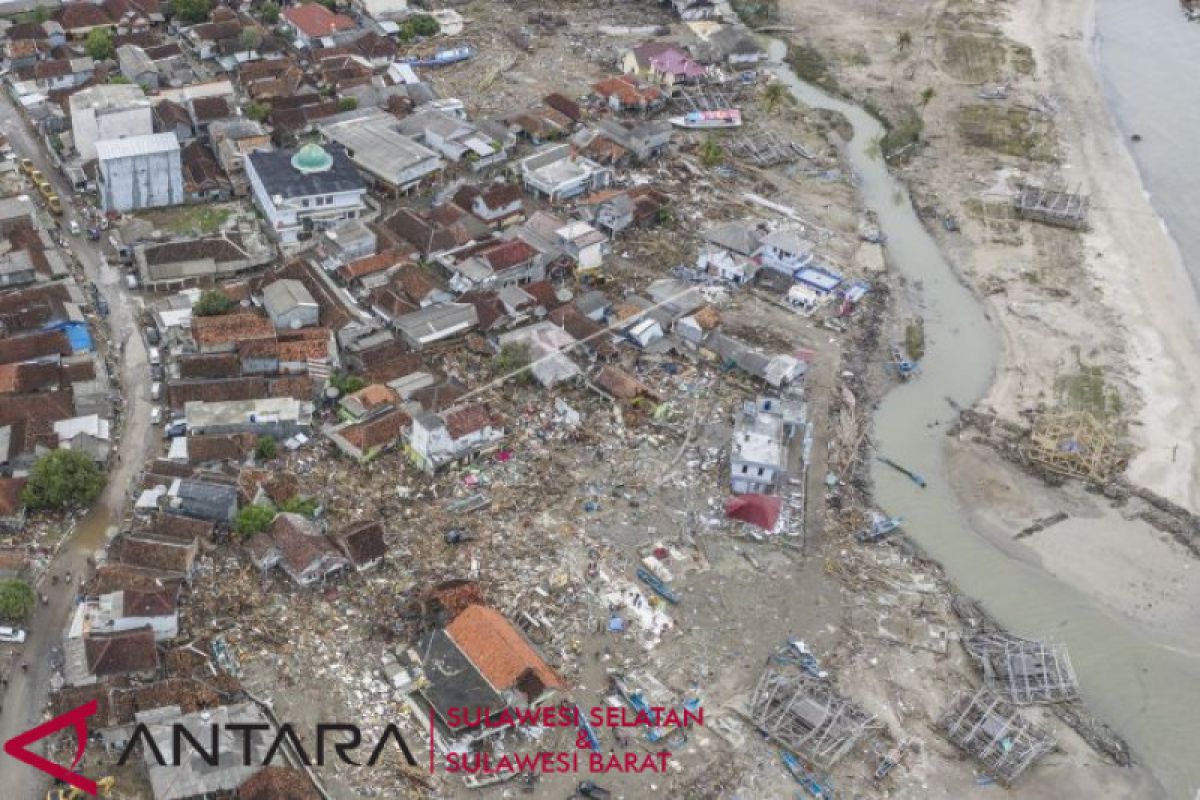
left=245, top=143, right=368, bottom=244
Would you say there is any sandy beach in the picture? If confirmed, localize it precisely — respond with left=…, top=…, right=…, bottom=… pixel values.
left=1004, top=0, right=1200, bottom=513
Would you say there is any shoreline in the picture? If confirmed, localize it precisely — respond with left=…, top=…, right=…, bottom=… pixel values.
left=1003, top=0, right=1200, bottom=513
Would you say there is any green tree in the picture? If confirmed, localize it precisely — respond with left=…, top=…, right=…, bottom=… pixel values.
left=337, top=96, right=358, bottom=112
left=85, top=28, right=114, bottom=61
left=255, top=0, right=279, bottom=24
left=896, top=30, right=913, bottom=51
left=192, top=290, right=234, bottom=317
left=279, top=496, right=318, bottom=517
left=171, top=0, right=213, bottom=25
left=762, top=81, right=790, bottom=114
left=234, top=504, right=275, bottom=538
left=245, top=101, right=270, bottom=122
left=408, top=14, right=440, bottom=37
left=0, top=579, right=34, bottom=622
left=698, top=136, right=724, bottom=167
left=239, top=27, right=263, bottom=52
left=919, top=86, right=936, bottom=110
left=108, top=74, right=131, bottom=84
left=255, top=436, right=277, bottom=461
left=330, top=372, right=365, bottom=395
left=22, top=450, right=104, bottom=511
left=493, top=341, right=531, bottom=384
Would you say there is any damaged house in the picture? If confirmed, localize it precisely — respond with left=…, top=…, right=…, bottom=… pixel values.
left=407, top=403, right=504, bottom=473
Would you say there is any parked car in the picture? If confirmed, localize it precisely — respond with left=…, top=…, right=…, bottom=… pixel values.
left=150, top=381, right=162, bottom=401
left=144, top=326, right=160, bottom=346
left=148, top=347, right=161, bottom=366
left=125, top=273, right=138, bottom=289
left=150, top=364, right=164, bottom=381
left=68, top=219, right=80, bottom=236
left=165, top=421, right=187, bottom=438
left=19, top=158, right=34, bottom=177
left=150, top=406, right=163, bottom=425
left=46, top=195, right=62, bottom=215
left=0, top=626, right=26, bottom=643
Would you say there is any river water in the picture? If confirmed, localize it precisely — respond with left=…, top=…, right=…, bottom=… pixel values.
left=764, top=38, right=1200, bottom=800
left=1095, top=0, right=1200, bottom=288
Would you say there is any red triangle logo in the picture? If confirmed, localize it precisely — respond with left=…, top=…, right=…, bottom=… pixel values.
left=3, top=699, right=98, bottom=796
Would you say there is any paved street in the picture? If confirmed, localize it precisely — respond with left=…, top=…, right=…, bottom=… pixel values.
left=0, top=92, right=157, bottom=797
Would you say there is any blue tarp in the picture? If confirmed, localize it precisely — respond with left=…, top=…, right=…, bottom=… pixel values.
left=46, top=321, right=93, bottom=353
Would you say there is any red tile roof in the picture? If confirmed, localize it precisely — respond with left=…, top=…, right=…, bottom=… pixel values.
left=0, top=478, right=26, bottom=516
left=480, top=239, right=536, bottom=271
left=339, top=407, right=409, bottom=452
left=192, top=312, right=276, bottom=350
left=442, top=403, right=500, bottom=440
left=334, top=520, right=385, bottom=567
left=336, top=250, right=404, bottom=282
left=282, top=2, right=355, bottom=37
left=85, top=627, right=158, bottom=678
left=446, top=605, right=563, bottom=693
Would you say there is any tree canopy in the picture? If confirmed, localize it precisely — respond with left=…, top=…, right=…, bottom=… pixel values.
left=85, top=28, right=114, bottom=61
left=171, top=0, right=213, bottom=25
left=0, top=579, right=34, bottom=622
left=192, top=290, right=235, bottom=317
left=22, top=450, right=104, bottom=511
left=234, top=505, right=275, bottom=538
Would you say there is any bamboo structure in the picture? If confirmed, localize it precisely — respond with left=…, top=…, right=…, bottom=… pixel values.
left=748, top=668, right=878, bottom=770
left=729, top=130, right=802, bottom=166
left=672, top=86, right=742, bottom=113
left=1014, top=185, right=1090, bottom=230
left=936, top=689, right=1057, bottom=785
left=1024, top=410, right=1127, bottom=482
left=965, top=633, right=1079, bottom=704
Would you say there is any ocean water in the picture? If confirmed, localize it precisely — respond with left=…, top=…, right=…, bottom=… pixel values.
left=1094, top=0, right=1200, bottom=288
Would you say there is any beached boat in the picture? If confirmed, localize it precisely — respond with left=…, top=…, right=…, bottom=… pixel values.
left=669, top=109, right=743, bottom=129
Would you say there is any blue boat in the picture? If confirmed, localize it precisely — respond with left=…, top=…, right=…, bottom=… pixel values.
left=636, top=568, right=681, bottom=604
left=781, top=751, right=834, bottom=798
left=401, top=45, right=474, bottom=68
left=858, top=511, right=904, bottom=544
left=576, top=705, right=601, bottom=752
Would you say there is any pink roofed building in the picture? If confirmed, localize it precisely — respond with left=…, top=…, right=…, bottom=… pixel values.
left=621, top=41, right=707, bottom=87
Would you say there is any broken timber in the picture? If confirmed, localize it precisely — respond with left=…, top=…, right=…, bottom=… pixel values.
left=936, top=688, right=1056, bottom=785
left=1014, top=185, right=1090, bottom=230
left=748, top=667, right=878, bottom=770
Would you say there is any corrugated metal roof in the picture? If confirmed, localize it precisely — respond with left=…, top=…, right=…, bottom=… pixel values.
left=95, top=132, right=180, bottom=161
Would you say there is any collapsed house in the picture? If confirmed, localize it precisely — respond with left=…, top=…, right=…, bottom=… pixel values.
left=1014, top=185, right=1089, bottom=230
left=964, top=633, right=1079, bottom=704
left=935, top=688, right=1057, bottom=785
left=748, top=667, right=878, bottom=770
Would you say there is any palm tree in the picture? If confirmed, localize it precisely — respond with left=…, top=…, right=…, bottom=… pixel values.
left=763, top=81, right=789, bottom=113
left=919, top=87, right=936, bottom=110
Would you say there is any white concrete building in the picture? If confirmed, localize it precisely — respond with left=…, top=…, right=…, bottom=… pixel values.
left=730, top=401, right=787, bottom=494
left=69, top=84, right=153, bottom=161
left=68, top=589, right=179, bottom=642
left=245, top=143, right=368, bottom=244
left=408, top=403, right=504, bottom=473
left=96, top=133, right=184, bottom=213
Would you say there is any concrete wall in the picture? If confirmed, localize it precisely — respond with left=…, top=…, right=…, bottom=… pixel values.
left=99, top=148, right=184, bottom=212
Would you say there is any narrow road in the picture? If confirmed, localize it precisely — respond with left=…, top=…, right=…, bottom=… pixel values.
left=0, top=92, right=157, bottom=797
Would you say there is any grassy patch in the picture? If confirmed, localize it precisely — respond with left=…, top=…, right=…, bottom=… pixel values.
left=138, top=205, right=234, bottom=236
left=878, top=105, right=924, bottom=159
left=1055, top=357, right=1122, bottom=418
left=789, top=43, right=835, bottom=90
left=939, top=34, right=1007, bottom=82
left=955, top=104, right=1055, bottom=161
